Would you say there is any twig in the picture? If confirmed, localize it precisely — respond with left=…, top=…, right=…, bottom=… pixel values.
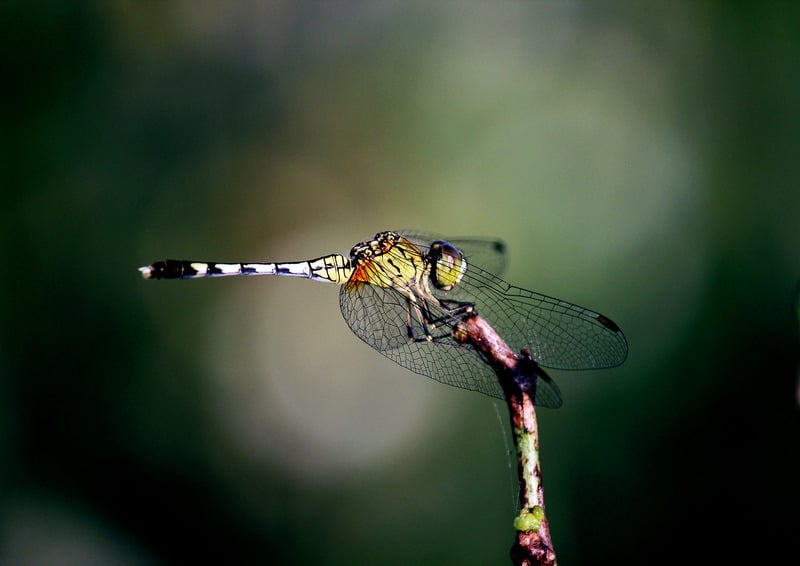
left=503, top=351, right=557, bottom=566
left=455, top=310, right=557, bottom=566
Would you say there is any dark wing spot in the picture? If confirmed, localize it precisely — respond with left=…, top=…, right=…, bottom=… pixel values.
left=596, top=314, right=621, bottom=332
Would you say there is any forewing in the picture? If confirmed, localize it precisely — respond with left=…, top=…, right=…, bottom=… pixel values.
left=426, top=264, right=628, bottom=371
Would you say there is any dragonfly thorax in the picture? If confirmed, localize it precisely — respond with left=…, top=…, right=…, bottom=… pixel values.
left=348, top=232, right=467, bottom=293
left=347, top=231, right=425, bottom=289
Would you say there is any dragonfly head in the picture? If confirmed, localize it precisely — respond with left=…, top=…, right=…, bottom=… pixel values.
left=428, top=241, right=468, bottom=291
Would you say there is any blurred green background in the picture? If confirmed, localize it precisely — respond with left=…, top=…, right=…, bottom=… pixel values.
left=3, top=2, right=799, bottom=564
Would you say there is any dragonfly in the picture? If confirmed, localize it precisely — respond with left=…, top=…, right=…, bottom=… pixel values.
left=139, top=230, right=628, bottom=407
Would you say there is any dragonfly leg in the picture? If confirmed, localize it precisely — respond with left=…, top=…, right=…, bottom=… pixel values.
left=435, top=297, right=473, bottom=312
left=404, top=277, right=475, bottom=343
left=405, top=302, right=415, bottom=341
left=420, top=296, right=440, bottom=331
left=420, top=273, right=474, bottom=323
left=427, top=298, right=476, bottom=328
left=410, top=296, right=476, bottom=345
left=404, top=291, right=434, bottom=342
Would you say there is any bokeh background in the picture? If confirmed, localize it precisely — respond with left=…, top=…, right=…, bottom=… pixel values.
left=3, top=2, right=799, bottom=564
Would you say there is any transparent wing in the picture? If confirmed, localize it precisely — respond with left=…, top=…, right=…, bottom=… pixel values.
left=428, top=260, right=629, bottom=371
left=529, top=367, right=563, bottom=409
left=339, top=281, right=568, bottom=407
left=339, top=281, right=506, bottom=400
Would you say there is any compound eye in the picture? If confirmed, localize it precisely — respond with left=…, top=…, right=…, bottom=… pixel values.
left=429, top=241, right=467, bottom=291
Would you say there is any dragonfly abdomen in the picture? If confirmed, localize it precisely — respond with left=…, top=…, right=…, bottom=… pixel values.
left=139, top=254, right=354, bottom=283
left=140, top=260, right=276, bottom=279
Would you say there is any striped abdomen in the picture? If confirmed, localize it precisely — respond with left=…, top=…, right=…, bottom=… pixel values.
left=139, top=254, right=353, bottom=284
